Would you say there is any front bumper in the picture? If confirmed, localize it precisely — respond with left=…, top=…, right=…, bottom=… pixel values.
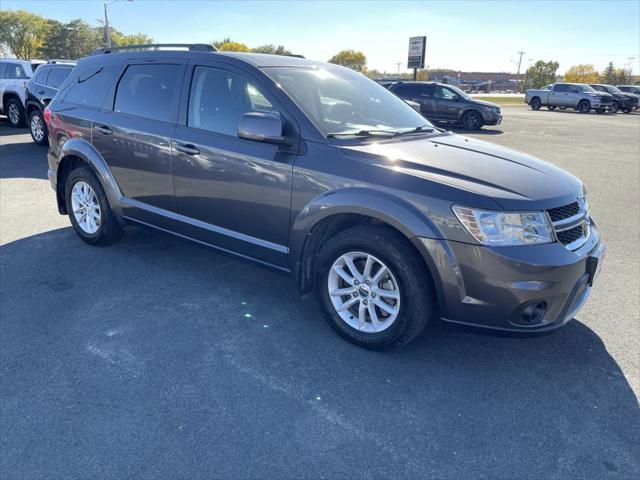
left=414, top=222, right=604, bottom=333
left=481, top=111, right=502, bottom=125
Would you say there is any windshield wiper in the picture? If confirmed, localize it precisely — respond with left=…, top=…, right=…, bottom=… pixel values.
left=398, top=125, right=435, bottom=135
left=327, top=129, right=402, bottom=138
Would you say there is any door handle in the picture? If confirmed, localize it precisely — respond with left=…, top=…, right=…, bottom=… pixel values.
left=38, top=90, right=45, bottom=95
left=174, top=142, right=200, bottom=156
left=94, top=125, right=113, bottom=135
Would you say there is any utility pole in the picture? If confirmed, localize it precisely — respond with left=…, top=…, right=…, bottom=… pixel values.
left=104, top=2, right=111, bottom=48
left=516, top=50, right=525, bottom=75
left=396, top=62, right=402, bottom=80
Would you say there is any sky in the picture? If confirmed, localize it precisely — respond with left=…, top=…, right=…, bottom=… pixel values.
left=3, top=0, right=640, bottom=74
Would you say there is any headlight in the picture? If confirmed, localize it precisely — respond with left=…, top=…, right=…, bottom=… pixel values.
left=453, top=206, right=554, bottom=246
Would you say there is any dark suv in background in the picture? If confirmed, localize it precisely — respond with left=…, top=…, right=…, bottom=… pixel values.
left=25, top=60, right=75, bottom=145
left=388, top=81, right=502, bottom=130
left=589, top=84, right=638, bottom=113
left=44, top=44, right=604, bottom=349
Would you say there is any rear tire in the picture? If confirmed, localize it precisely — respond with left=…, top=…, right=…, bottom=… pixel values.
left=610, top=101, right=620, bottom=113
left=5, top=98, right=25, bottom=127
left=530, top=97, right=542, bottom=110
left=317, top=224, right=434, bottom=349
left=64, top=166, right=123, bottom=246
left=548, top=105, right=557, bottom=111
left=29, top=109, right=48, bottom=146
left=460, top=110, right=483, bottom=130
left=578, top=100, right=591, bottom=114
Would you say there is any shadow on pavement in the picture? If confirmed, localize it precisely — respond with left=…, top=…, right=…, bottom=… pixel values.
left=1, top=225, right=638, bottom=478
left=0, top=124, right=48, bottom=180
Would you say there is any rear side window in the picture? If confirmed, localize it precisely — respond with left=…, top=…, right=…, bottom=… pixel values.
left=554, top=84, right=569, bottom=93
left=46, top=68, right=72, bottom=89
left=5, top=64, right=27, bottom=79
left=33, top=68, right=49, bottom=85
left=64, top=66, right=117, bottom=108
left=114, top=64, right=181, bottom=122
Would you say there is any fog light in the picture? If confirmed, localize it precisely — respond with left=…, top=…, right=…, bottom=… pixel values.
left=521, top=301, right=547, bottom=324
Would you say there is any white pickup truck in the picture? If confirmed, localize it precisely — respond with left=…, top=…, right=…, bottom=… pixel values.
left=525, top=83, right=614, bottom=114
left=0, top=59, right=43, bottom=127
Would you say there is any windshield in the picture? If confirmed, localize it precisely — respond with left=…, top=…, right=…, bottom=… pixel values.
left=444, top=84, right=471, bottom=100
left=605, top=85, right=622, bottom=94
left=264, top=65, right=433, bottom=137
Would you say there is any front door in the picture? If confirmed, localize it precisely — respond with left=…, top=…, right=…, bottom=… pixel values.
left=171, top=63, right=296, bottom=267
left=433, top=85, right=461, bottom=121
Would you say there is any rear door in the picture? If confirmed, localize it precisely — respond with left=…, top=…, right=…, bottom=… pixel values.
left=549, top=84, right=570, bottom=106
left=171, top=61, right=297, bottom=267
left=91, top=60, right=186, bottom=226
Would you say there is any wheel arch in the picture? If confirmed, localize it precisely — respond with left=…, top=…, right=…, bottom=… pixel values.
left=55, top=138, right=123, bottom=216
left=290, top=188, right=443, bottom=297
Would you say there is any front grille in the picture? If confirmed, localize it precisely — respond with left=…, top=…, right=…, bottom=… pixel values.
left=547, top=202, right=579, bottom=222
left=557, top=224, right=585, bottom=245
left=599, top=96, right=613, bottom=104
left=546, top=199, right=590, bottom=250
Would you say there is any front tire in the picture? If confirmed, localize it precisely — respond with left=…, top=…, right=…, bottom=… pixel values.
left=621, top=106, right=632, bottom=113
left=578, top=100, right=591, bottom=114
left=64, top=166, right=123, bottom=246
left=611, top=101, right=620, bottom=113
left=5, top=98, right=25, bottom=127
left=460, top=110, right=483, bottom=130
left=29, top=109, right=48, bottom=145
left=317, top=225, right=434, bottom=349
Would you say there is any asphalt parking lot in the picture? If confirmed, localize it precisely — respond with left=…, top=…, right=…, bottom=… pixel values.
left=1, top=106, right=639, bottom=479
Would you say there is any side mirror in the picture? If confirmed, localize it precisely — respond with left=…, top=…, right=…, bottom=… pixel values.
left=404, top=99, right=421, bottom=113
left=238, top=112, right=287, bottom=145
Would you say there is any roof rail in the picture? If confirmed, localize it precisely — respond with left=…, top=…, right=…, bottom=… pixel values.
left=90, top=43, right=217, bottom=55
left=45, top=59, right=77, bottom=64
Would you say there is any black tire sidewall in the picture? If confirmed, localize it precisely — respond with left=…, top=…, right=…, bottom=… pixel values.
left=462, top=110, right=482, bottom=130
left=6, top=98, right=25, bottom=127
left=29, top=109, right=48, bottom=145
left=64, top=167, right=114, bottom=245
left=578, top=100, right=590, bottom=113
left=531, top=98, right=541, bottom=110
left=317, top=226, right=432, bottom=349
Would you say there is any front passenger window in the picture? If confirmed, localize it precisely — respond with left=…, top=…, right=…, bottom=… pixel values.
left=188, top=66, right=278, bottom=136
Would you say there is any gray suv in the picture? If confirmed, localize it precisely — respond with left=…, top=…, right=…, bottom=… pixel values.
left=45, top=44, right=605, bottom=349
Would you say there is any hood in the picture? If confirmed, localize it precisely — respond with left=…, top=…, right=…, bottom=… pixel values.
left=468, top=98, right=499, bottom=108
left=341, top=133, right=583, bottom=211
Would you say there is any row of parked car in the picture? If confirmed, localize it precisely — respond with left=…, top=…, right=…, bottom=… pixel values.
left=0, top=58, right=76, bottom=144
left=525, top=82, right=640, bottom=114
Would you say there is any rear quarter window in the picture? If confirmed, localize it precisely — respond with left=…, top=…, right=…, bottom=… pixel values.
left=63, top=65, right=117, bottom=109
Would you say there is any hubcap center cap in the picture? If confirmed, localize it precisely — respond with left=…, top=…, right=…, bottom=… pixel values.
left=358, top=285, right=370, bottom=297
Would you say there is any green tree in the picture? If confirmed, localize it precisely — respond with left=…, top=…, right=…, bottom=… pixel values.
left=564, top=64, right=599, bottom=83
left=110, top=30, right=154, bottom=47
left=212, top=37, right=250, bottom=52
left=41, top=19, right=102, bottom=59
left=523, top=60, right=560, bottom=89
left=600, top=62, right=616, bottom=84
left=251, top=44, right=292, bottom=56
left=328, top=49, right=367, bottom=72
left=0, top=9, right=49, bottom=58
left=613, top=67, right=632, bottom=85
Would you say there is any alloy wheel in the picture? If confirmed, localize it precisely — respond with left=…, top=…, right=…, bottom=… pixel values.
left=30, top=114, right=45, bottom=142
left=71, top=181, right=101, bottom=234
left=327, top=251, right=401, bottom=333
left=7, top=103, right=20, bottom=125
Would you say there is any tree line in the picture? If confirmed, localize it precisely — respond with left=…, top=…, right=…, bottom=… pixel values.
left=523, top=60, right=634, bottom=90
left=0, top=10, right=153, bottom=59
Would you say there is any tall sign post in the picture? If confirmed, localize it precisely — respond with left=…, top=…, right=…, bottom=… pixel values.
left=407, top=36, right=426, bottom=81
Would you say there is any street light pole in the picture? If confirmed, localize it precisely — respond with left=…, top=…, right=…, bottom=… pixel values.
left=104, top=2, right=111, bottom=48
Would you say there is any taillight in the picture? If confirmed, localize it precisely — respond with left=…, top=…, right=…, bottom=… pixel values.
left=43, top=106, right=52, bottom=124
